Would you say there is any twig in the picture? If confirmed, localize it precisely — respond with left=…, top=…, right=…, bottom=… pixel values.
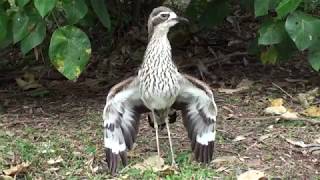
left=272, top=82, right=294, bottom=100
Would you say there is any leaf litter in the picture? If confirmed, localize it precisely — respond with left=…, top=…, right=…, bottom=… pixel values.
left=131, top=156, right=177, bottom=176
left=2, top=162, right=30, bottom=176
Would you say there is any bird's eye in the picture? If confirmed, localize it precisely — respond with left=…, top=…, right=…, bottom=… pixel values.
left=160, top=13, right=169, bottom=19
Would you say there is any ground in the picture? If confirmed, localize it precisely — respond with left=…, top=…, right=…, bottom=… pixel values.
left=1, top=58, right=320, bottom=179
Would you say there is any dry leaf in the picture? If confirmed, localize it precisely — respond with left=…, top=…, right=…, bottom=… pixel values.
left=314, top=136, right=320, bottom=144
left=280, top=111, right=299, bottom=120
left=212, top=156, right=239, bottom=164
left=237, top=170, right=266, bottom=180
left=258, top=134, right=272, bottom=142
left=47, top=156, right=64, bottom=165
left=218, top=79, right=253, bottom=94
left=15, top=72, right=42, bottom=91
left=132, top=156, right=176, bottom=175
left=233, top=135, right=246, bottom=142
left=303, top=106, right=320, bottom=117
left=48, top=167, right=60, bottom=172
left=270, top=98, right=283, bottom=106
left=0, top=175, right=14, bottom=180
left=264, top=106, right=287, bottom=115
left=264, top=98, right=287, bottom=115
left=3, top=162, right=30, bottom=176
left=297, top=88, right=319, bottom=107
left=285, top=138, right=307, bottom=148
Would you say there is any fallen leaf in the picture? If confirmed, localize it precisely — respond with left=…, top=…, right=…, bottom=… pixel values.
left=216, top=166, right=228, bottom=172
left=297, top=88, right=319, bottom=107
left=0, top=175, right=14, bottom=180
left=258, top=134, right=272, bottom=142
left=264, top=98, right=287, bottom=115
left=47, top=156, right=64, bottom=165
left=285, top=138, right=307, bottom=148
left=280, top=111, right=299, bottom=120
left=212, top=156, right=239, bottom=164
left=15, top=72, right=42, bottom=91
left=233, top=135, right=246, bottom=142
left=132, top=156, right=176, bottom=175
left=218, top=79, right=253, bottom=94
left=237, top=170, right=266, bottom=180
left=3, top=162, right=30, bottom=176
left=314, top=136, right=320, bottom=144
left=264, top=106, right=287, bottom=115
left=303, top=106, right=320, bottom=117
left=270, top=98, right=284, bottom=107
left=48, top=167, right=60, bottom=171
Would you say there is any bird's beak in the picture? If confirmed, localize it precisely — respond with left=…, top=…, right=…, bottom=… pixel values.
left=172, top=16, right=189, bottom=23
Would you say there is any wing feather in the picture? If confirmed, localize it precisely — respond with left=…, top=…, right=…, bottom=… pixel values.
left=103, top=77, right=148, bottom=175
left=174, top=74, right=218, bottom=163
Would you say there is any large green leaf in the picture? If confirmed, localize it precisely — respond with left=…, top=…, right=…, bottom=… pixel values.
left=255, top=0, right=271, bottom=17
left=0, top=13, right=8, bottom=42
left=16, top=0, right=30, bottom=7
left=276, top=0, right=302, bottom=18
left=285, top=11, right=320, bottom=50
left=90, top=0, right=111, bottom=30
left=49, top=25, right=91, bottom=80
left=199, top=0, right=231, bottom=28
left=12, top=11, right=30, bottom=43
left=34, top=0, right=57, bottom=17
left=20, top=21, right=46, bottom=54
left=258, top=20, right=286, bottom=45
left=308, top=42, right=320, bottom=71
left=61, top=0, right=88, bottom=24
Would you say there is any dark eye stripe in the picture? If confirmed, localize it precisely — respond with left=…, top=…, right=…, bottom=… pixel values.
left=160, top=13, right=169, bottom=18
left=152, top=17, right=165, bottom=26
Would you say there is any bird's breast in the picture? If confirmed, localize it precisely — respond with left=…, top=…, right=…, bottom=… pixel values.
left=138, top=69, right=181, bottom=110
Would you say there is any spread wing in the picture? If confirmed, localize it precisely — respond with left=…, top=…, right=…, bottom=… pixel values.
left=173, top=74, right=218, bottom=163
left=103, top=77, right=148, bottom=175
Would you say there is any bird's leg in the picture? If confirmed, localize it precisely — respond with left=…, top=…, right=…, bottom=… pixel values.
left=165, top=115, right=176, bottom=167
left=151, top=110, right=161, bottom=157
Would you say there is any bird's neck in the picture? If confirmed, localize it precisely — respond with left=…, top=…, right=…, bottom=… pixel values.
left=143, top=29, right=175, bottom=68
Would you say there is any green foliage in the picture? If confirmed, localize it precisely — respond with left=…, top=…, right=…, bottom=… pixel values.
left=253, top=0, right=320, bottom=71
left=258, top=20, right=286, bottom=45
left=49, top=26, right=91, bottom=80
left=34, top=0, right=57, bottom=17
left=61, top=0, right=88, bottom=24
left=276, top=0, right=302, bottom=18
left=185, top=0, right=231, bottom=28
left=255, top=0, right=272, bottom=17
left=90, top=0, right=111, bottom=30
left=0, top=0, right=111, bottom=80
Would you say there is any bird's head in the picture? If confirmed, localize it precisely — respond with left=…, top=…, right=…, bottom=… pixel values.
left=147, top=6, right=188, bottom=39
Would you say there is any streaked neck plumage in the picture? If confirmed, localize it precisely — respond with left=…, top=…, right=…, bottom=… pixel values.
left=142, top=27, right=175, bottom=68
left=138, top=26, right=181, bottom=110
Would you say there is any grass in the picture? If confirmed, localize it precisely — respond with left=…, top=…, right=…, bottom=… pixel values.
left=0, top=113, right=225, bottom=179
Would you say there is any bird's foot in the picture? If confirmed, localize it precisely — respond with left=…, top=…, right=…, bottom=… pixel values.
left=170, top=161, right=178, bottom=170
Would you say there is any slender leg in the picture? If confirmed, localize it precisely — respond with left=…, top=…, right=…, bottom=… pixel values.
left=165, top=116, right=176, bottom=167
left=151, top=110, right=161, bottom=157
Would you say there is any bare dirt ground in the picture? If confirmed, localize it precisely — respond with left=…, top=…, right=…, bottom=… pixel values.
left=1, top=58, right=320, bottom=179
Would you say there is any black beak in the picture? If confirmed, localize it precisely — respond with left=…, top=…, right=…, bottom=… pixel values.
left=173, top=16, right=189, bottom=23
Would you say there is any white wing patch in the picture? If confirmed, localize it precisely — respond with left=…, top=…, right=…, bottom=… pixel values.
left=196, top=131, right=216, bottom=145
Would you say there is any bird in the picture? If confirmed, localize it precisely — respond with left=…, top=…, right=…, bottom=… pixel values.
left=103, top=6, right=218, bottom=175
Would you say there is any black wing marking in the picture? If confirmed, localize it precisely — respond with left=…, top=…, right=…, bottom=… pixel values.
left=174, top=74, right=218, bottom=163
left=103, top=77, right=148, bottom=175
